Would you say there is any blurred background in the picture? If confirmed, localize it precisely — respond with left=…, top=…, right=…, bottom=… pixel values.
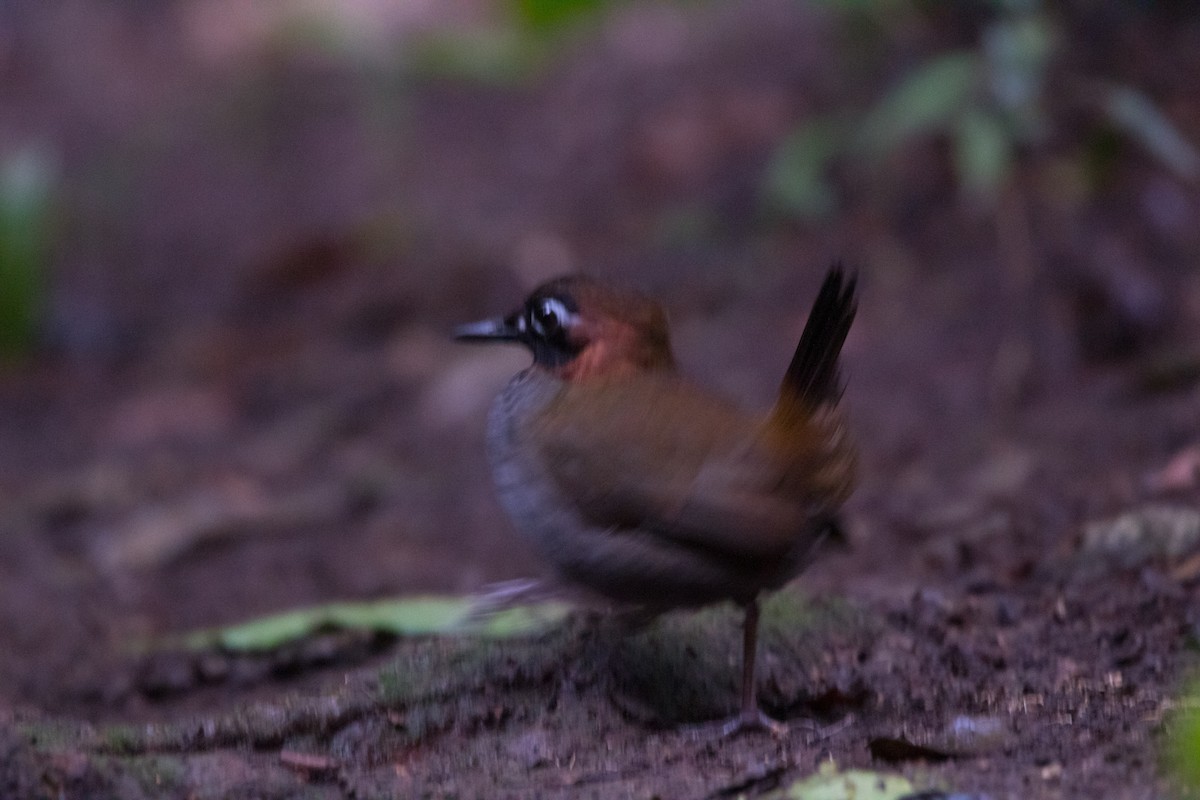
left=0, top=0, right=1198, bottom=714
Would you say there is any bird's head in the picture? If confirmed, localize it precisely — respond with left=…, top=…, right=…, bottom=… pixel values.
left=455, top=275, right=676, bottom=381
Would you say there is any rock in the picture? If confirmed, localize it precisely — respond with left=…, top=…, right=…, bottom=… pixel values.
left=1081, top=505, right=1200, bottom=568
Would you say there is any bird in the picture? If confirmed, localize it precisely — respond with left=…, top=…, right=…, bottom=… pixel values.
left=455, top=265, right=857, bottom=735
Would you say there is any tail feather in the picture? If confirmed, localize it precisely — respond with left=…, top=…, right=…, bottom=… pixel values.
left=776, top=265, right=857, bottom=416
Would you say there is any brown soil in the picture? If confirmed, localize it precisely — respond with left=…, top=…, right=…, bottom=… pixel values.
left=1, top=2, right=1199, bottom=798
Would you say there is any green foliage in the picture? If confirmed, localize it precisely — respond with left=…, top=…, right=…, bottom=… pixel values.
left=1104, top=86, right=1200, bottom=181
left=0, top=147, right=56, bottom=358
left=408, top=28, right=546, bottom=86
left=767, top=118, right=847, bottom=219
left=857, top=52, right=980, bottom=158
left=767, top=1, right=1199, bottom=219
left=1167, top=676, right=1200, bottom=797
left=180, top=596, right=571, bottom=652
left=982, top=9, right=1053, bottom=132
left=761, top=762, right=915, bottom=799
left=408, top=0, right=628, bottom=84
left=513, top=0, right=611, bottom=33
left=956, top=108, right=1014, bottom=192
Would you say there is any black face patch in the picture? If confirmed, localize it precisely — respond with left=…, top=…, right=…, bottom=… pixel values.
left=523, top=291, right=583, bottom=368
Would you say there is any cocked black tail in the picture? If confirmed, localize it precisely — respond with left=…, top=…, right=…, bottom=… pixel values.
left=777, top=265, right=857, bottom=412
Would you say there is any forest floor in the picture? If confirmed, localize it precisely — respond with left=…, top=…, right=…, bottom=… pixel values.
left=1, top=3, right=1199, bottom=798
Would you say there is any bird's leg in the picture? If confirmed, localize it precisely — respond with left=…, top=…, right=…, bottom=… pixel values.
left=465, top=578, right=549, bottom=620
left=740, top=597, right=760, bottom=714
left=721, top=597, right=788, bottom=737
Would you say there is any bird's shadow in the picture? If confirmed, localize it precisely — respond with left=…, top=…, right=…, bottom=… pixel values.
left=594, top=591, right=874, bottom=728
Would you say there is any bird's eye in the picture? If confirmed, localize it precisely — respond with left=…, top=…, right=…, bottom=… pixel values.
left=530, top=297, right=570, bottom=338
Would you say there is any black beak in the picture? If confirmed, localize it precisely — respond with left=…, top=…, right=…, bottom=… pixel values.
left=454, top=311, right=524, bottom=343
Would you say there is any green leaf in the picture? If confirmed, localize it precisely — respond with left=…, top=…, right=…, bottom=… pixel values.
left=762, top=762, right=915, bottom=800
left=766, top=118, right=845, bottom=219
left=1104, top=86, right=1200, bottom=181
left=857, top=51, right=979, bottom=157
left=407, top=28, right=545, bottom=86
left=955, top=109, right=1014, bottom=195
left=180, top=596, right=571, bottom=652
left=983, top=13, right=1055, bottom=118
left=513, top=0, right=610, bottom=33
left=204, top=608, right=327, bottom=652
left=0, top=147, right=56, bottom=357
left=1166, top=675, right=1200, bottom=796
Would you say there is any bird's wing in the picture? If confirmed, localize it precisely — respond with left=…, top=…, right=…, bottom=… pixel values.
left=530, top=375, right=841, bottom=561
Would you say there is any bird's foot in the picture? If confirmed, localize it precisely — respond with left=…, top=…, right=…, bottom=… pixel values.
left=465, top=579, right=549, bottom=620
left=684, top=710, right=788, bottom=739
left=720, top=708, right=789, bottom=738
